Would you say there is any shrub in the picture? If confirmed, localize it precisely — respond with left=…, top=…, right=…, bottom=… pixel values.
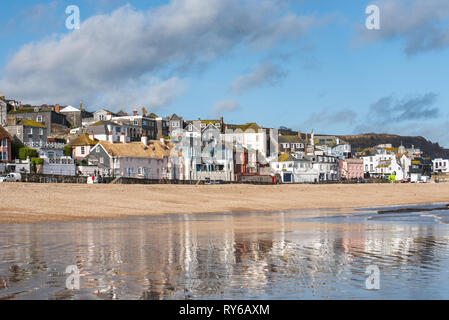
left=18, top=146, right=38, bottom=160
left=31, top=158, right=44, bottom=165
left=63, top=145, right=73, bottom=157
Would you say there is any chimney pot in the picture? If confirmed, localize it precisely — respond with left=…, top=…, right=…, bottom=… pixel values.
left=141, top=134, right=148, bottom=146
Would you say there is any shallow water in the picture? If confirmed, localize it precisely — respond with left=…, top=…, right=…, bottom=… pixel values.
left=1, top=204, right=449, bottom=300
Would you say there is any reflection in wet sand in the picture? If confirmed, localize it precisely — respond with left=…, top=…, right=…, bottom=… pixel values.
left=1, top=208, right=449, bottom=300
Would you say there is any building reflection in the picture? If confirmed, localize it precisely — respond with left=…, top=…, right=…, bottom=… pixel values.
left=1, top=212, right=449, bottom=299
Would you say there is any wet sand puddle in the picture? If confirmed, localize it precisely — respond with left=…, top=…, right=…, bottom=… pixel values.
left=1, top=204, right=449, bottom=300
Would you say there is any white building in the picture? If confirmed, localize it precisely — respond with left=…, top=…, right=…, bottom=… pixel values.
left=432, top=158, right=449, bottom=173
left=362, top=153, right=409, bottom=181
left=222, top=123, right=268, bottom=158
left=270, top=154, right=319, bottom=183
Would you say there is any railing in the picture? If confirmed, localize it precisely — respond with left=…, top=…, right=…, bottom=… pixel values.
left=25, top=141, right=65, bottom=149
left=47, top=158, right=74, bottom=164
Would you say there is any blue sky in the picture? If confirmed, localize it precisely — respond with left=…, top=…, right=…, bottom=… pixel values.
left=1, top=0, right=449, bottom=146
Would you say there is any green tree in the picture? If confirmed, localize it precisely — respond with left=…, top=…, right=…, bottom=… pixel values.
left=18, top=147, right=38, bottom=160
left=63, top=145, right=73, bottom=157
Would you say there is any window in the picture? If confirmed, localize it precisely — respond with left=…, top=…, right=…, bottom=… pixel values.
left=100, top=157, right=104, bottom=164
left=37, top=115, right=43, bottom=122
left=188, top=124, right=193, bottom=131
left=29, top=128, right=33, bottom=135
left=201, top=123, right=206, bottom=128
left=81, top=146, right=85, bottom=155
left=172, top=121, right=179, bottom=128
left=133, top=120, right=139, bottom=125
left=115, top=127, right=121, bottom=133
left=96, top=147, right=100, bottom=153
left=39, top=128, right=44, bottom=136
left=215, top=123, right=220, bottom=127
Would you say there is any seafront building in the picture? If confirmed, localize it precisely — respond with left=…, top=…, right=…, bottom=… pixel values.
left=0, top=94, right=445, bottom=183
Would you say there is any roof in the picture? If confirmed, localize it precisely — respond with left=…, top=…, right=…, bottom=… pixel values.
left=279, top=135, right=304, bottom=143
left=0, top=126, right=13, bottom=141
left=148, top=113, right=158, bottom=119
left=186, top=119, right=221, bottom=125
left=8, top=106, right=52, bottom=114
left=97, top=140, right=175, bottom=159
left=279, top=153, right=293, bottom=162
left=70, top=133, right=98, bottom=146
left=60, top=106, right=80, bottom=113
left=18, top=119, right=47, bottom=128
left=226, top=123, right=261, bottom=132
left=88, top=120, right=118, bottom=127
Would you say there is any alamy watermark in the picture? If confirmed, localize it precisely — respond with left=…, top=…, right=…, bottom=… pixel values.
left=66, top=5, right=80, bottom=30
left=65, top=265, right=80, bottom=290
left=365, top=265, right=380, bottom=290
left=366, top=4, right=380, bottom=30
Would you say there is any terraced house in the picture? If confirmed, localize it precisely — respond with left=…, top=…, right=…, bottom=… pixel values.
left=87, top=136, right=181, bottom=179
left=69, top=132, right=99, bottom=160
left=0, top=126, right=12, bottom=163
left=5, top=118, right=48, bottom=146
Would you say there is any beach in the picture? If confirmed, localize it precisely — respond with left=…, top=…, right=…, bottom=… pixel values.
left=1, top=182, right=449, bottom=224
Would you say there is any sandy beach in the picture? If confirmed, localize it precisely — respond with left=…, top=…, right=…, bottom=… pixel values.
left=1, top=182, right=449, bottom=224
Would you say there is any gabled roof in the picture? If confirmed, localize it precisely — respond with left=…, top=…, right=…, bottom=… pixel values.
left=60, top=106, right=80, bottom=113
left=70, top=133, right=98, bottom=146
left=0, top=126, right=13, bottom=141
left=168, top=113, right=182, bottom=120
left=148, top=113, right=158, bottom=119
left=97, top=140, right=174, bottom=159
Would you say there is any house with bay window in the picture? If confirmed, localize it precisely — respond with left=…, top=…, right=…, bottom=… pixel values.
left=87, top=136, right=182, bottom=179
left=0, top=126, right=12, bottom=163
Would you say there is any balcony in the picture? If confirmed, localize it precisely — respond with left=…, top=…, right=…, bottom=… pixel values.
left=25, top=141, right=65, bottom=149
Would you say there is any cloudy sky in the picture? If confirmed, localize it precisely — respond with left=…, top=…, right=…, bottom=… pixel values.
left=1, top=0, right=449, bottom=146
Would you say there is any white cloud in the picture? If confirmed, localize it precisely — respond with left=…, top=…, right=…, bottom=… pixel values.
left=0, top=0, right=323, bottom=111
left=230, top=62, right=287, bottom=95
left=209, top=99, right=241, bottom=117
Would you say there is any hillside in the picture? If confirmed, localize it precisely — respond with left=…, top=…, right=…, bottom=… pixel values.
left=339, top=133, right=449, bottom=159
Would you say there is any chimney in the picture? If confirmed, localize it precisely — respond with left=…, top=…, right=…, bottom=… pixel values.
left=141, top=134, right=148, bottom=146
left=13, top=101, right=17, bottom=112
left=19, top=102, right=23, bottom=110
left=80, top=102, right=83, bottom=112
left=89, top=131, right=95, bottom=141
left=55, top=104, right=60, bottom=113
left=120, top=132, right=126, bottom=144
left=220, top=116, right=224, bottom=132
left=297, top=130, right=302, bottom=138
left=133, top=109, right=138, bottom=116
left=108, top=131, right=114, bottom=143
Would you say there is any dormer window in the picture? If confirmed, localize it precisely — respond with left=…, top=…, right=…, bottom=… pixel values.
left=201, top=123, right=206, bottom=128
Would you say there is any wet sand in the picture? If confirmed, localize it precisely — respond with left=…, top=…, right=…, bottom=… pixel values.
left=1, top=182, right=449, bottom=224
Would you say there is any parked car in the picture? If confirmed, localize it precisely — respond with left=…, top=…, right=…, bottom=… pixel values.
left=0, top=173, right=22, bottom=182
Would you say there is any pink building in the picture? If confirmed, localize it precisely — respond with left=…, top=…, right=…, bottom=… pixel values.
left=0, top=126, right=12, bottom=163
left=70, top=132, right=98, bottom=160
left=339, top=158, right=364, bottom=180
